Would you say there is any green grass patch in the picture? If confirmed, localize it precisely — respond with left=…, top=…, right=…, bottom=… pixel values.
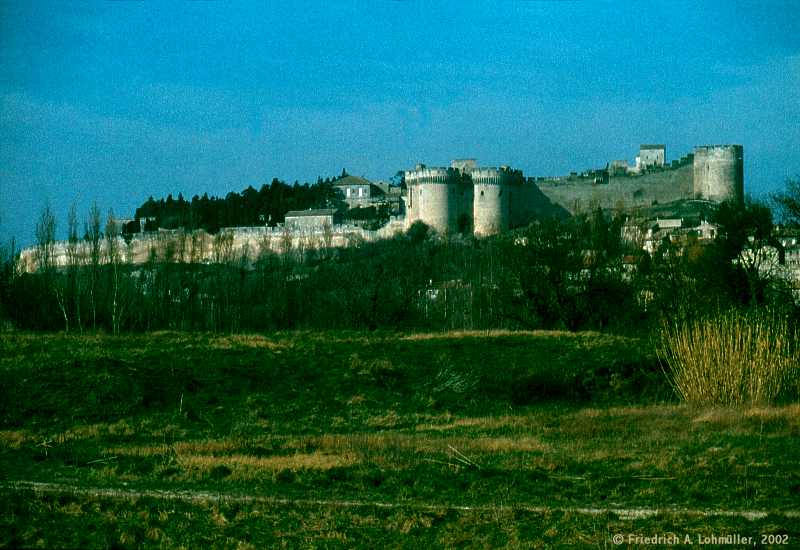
left=1, top=331, right=798, bottom=547
left=2, top=490, right=798, bottom=549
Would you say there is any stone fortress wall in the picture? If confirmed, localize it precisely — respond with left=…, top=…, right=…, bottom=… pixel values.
left=18, top=143, right=745, bottom=273
left=536, top=144, right=743, bottom=216
left=535, top=159, right=695, bottom=215
left=405, top=145, right=744, bottom=235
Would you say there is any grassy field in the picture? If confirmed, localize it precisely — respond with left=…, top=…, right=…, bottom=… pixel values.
left=1, top=331, right=798, bottom=548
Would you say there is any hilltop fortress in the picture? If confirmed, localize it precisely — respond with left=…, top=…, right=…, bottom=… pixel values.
left=404, top=144, right=744, bottom=235
left=18, top=143, right=745, bottom=272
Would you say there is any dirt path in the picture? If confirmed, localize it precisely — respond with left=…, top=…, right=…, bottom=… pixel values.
left=3, top=480, right=798, bottom=521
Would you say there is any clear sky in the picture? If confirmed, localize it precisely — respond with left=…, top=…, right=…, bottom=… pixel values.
left=1, top=1, right=799, bottom=246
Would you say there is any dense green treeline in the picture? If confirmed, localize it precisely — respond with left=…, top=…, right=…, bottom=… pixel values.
left=2, top=199, right=797, bottom=334
left=134, top=177, right=343, bottom=233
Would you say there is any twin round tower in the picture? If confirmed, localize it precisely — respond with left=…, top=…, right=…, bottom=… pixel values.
left=403, top=145, right=743, bottom=236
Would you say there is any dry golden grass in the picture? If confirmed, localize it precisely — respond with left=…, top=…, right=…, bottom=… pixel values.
left=209, top=334, right=291, bottom=350
left=104, top=444, right=170, bottom=457
left=105, top=431, right=550, bottom=471
left=692, top=404, right=800, bottom=427
left=692, top=408, right=743, bottom=425
left=176, top=452, right=358, bottom=479
left=173, top=439, right=242, bottom=455
left=50, top=419, right=136, bottom=443
left=414, top=414, right=545, bottom=432
left=743, top=403, right=800, bottom=420
left=0, top=430, right=31, bottom=449
left=415, top=417, right=495, bottom=431
left=659, top=311, right=798, bottom=405
left=366, top=411, right=403, bottom=428
left=281, top=432, right=551, bottom=465
left=464, top=436, right=547, bottom=453
left=575, top=405, right=686, bottom=418
left=399, top=329, right=600, bottom=341
left=105, top=439, right=243, bottom=457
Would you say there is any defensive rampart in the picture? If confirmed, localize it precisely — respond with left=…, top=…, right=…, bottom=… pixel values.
left=536, top=162, right=694, bottom=214
left=533, top=145, right=742, bottom=215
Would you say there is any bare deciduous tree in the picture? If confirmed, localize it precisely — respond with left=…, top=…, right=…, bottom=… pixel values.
left=105, top=210, right=124, bottom=334
left=35, top=205, right=71, bottom=331
left=34, top=205, right=57, bottom=274
left=771, top=177, right=800, bottom=226
left=86, top=203, right=102, bottom=329
left=66, top=203, right=84, bottom=332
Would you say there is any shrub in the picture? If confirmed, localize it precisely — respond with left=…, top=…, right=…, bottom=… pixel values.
left=658, top=310, right=798, bottom=405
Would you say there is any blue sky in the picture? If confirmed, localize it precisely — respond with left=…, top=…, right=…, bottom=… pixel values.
left=1, top=1, right=799, bottom=245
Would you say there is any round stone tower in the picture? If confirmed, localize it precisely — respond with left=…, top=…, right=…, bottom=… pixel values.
left=403, top=161, right=522, bottom=236
left=404, top=166, right=460, bottom=234
left=472, top=168, right=510, bottom=236
left=693, top=145, right=744, bottom=203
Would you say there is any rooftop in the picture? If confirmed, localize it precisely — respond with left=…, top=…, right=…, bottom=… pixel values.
left=334, top=175, right=372, bottom=187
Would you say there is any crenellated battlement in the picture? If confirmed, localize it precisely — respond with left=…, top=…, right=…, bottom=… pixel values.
left=404, top=145, right=743, bottom=233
